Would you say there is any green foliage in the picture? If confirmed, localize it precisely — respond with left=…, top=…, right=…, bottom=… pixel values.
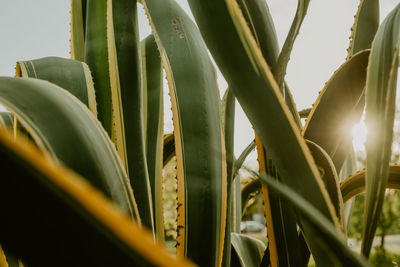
left=0, top=1, right=400, bottom=266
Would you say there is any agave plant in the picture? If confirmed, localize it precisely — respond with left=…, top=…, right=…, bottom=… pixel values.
left=0, top=0, right=399, bottom=266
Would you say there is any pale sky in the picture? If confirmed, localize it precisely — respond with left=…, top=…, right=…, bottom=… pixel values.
left=0, top=1, right=398, bottom=168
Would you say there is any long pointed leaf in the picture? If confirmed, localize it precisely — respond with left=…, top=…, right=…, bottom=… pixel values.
left=256, top=172, right=371, bottom=267
left=141, top=1, right=227, bottom=266
left=84, top=0, right=112, bottom=135
left=0, top=129, right=194, bottom=267
left=0, top=77, right=139, bottom=220
left=17, top=57, right=97, bottom=115
left=107, top=0, right=153, bottom=231
left=341, top=164, right=400, bottom=203
left=362, top=4, right=400, bottom=257
left=347, top=0, right=379, bottom=58
left=142, top=34, right=164, bottom=240
left=71, top=0, right=86, bottom=61
left=274, top=0, right=310, bottom=89
left=256, top=137, right=302, bottom=267
left=231, top=233, right=266, bottom=267
left=222, top=89, right=235, bottom=267
left=303, top=50, right=370, bottom=171
left=187, top=1, right=340, bottom=264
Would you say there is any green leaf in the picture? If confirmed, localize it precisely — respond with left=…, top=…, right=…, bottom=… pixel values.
left=0, top=129, right=194, bottom=267
left=0, top=77, right=139, bottom=221
left=347, top=0, right=379, bottom=58
left=71, top=0, right=86, bottom=61
left=256, top=137, right=304, bottom=267
left=141, top=1, right=227, bottom=266
left=362, top=4, right=400, bottom=257
left=236, top=0, right=302, bottom=127
left=305, top=140, right=344, bottom=230
left=187, top=0, right=340, bottom=263
left=17, top=57, right=97, bottom=115
left=222, top=89, right=235, bottom=267
left=303, top=50, right=370, bottom=171
left=230, top=233, right=266, bottom=267
left=142, top=34, right=164, bottom=241
left=107, top=0, right=154, bottom=232
left=256, top=172, right=372, bottom=267
left=233, top=140, right=255, bottom=177
left=274, top=0, right=310, bottom=89
left=341, top=164, right=400, bottom=204
left=84, top=0, right=112, bottom=136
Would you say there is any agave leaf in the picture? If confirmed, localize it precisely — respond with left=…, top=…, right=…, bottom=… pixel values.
left=233, top=140, right=255, bottom=177
left=256, top=136, right=302, bottom=267
left=187, top=1, right=341, bottom=264
left=305, top=140, right=344, bottom=230
left=255, top=172, right=372, bottom=267
left=362, top=4, right=400, bottom=257
left=230, top=233, right=266, bottom=267
left=71, top=0, right=86, bottom=61
left=0, top=129, right=194, bottom=267
left=232, top=175, right=242, bottom=234
left=303, top=50, right=370, bottom=171
left=84, top=0, right=112, bottom=136
left=236, top=0, right=302, bottom=127
left=141, top=1, right=227, bottom=265
left=222, top=89, right=235, bottom=267
left=0, top=112, right=13, bottom=129
left=236, top=0, right=279, bottom=70
left=274, top=0, right=310, bottom=89
left=16, top=57, right=97, bottom=115
left=0, top=77, right=139, bottom=221
left=341, top=165, right=400, bottom=203
left=340, top=149, right=357, bottom=230
left=142, top=34, right=164, bottom=241
left=107, top=0, right=154, bottom=232
left=347, top=0, right=379, bottom=58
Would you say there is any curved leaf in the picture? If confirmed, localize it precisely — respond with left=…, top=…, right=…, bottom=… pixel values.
left=0, top=77, right=139, bottom=220
left=256, top=136, right=302, bottom=267
left=141, top=1, right=227, bottom=266
left=16, top=57, right=97, bottom=115
left=341, top=165, right=400, bottom=203
left=231, top=233, right=266, bottom=267
left=236, top=0, right=302, bottom=127
left=256, top=172, right=371, bottom=267
left=142, top=34, right=164, bottom=240
left=362, top=4, right=400, bottom=257
left=107, top=0, right=153, bottom=231
left=233, top=140, right=255, bottom=177
left=0, top=129, right=194, bottom=267
left=305, top=140, right=344, bottom=229
left=303, top=50, right=370, bottom=171
left=274, top=0, right=310, bottom=88
left=187, top=1, right=340, bottom=263
left=347, top=0, right=379, bottom=58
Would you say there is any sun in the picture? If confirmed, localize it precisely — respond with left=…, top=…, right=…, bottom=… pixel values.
left=352, top=120, right=367, bottom=151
